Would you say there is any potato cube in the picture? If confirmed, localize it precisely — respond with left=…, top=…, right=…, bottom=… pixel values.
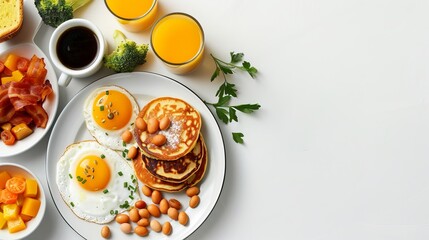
left=4, top=54, right=19, bottom=71
left=20, top=214, right=32, bottom=222
left=24, top=179, right=38, bottom=198
left=11, top=123, right=33, bottom=140
left=3, top=204, right=19, bottom=221
left=0, top=171, right=11, bottom=189
left=7, top=216, right=26, bottom=233
left=0, top=212, right=7, bottom=229
left=1, top=123, right=12, bottom=131
left=21, top=198, right=40, bottom=218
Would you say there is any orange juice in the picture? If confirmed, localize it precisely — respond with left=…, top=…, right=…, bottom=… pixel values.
left=151, top=13, right=205, bottom=74
left=104, top=0, right=158, bottom=32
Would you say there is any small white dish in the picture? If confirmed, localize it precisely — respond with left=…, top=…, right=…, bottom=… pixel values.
left=0, top=43, right=59, bottom=157
left=0, top=163, right=46, bottom=240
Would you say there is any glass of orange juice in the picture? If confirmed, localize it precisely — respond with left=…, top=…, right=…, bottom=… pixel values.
left=150, top=13, right=205, bottom=74
left=104, top=0, right=158, bottom=32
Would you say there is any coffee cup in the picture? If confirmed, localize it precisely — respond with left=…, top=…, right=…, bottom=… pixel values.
left=49, top=19, right=107, bottom=87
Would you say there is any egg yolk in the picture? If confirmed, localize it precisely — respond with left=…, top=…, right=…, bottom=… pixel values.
left=75, top=155, right=111, bottom=191
left=92, top=90, right=133, bottom=130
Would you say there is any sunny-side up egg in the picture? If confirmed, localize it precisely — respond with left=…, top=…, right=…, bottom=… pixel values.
left=83, top=86, right=139, bottom=150
left=56, top=141, right=140, bottom=224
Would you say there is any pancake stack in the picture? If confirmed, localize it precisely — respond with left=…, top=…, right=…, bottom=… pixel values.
left=132, top=97, right=208, bottom=192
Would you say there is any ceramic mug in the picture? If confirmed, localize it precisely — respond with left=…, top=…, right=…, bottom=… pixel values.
left=49, top=19, right=107, bottom=87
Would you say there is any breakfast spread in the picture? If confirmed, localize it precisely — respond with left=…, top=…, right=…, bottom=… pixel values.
left=0, top=0, right=23, bottom=42
left=0, top=54, right=53, bottom=146
left=0, top=171, right=42, bottom=233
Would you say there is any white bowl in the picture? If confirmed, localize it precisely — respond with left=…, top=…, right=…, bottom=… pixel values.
left=0, top=163, right=46, bottom=240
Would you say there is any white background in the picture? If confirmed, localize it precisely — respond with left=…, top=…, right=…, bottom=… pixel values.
left=2, top=0, right=429, bottom=239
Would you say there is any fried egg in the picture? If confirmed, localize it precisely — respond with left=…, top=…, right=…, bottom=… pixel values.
left=56, top=141, right=140, bottom=224
left=83, top=86, right=139, bottom=150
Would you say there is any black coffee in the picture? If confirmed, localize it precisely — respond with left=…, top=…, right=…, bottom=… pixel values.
left=56, top=26, right=99, bottom=69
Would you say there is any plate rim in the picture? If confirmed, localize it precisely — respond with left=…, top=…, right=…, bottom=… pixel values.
left=45, top=71, right=226, bottom=239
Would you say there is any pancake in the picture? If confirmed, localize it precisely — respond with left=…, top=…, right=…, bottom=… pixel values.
left=132, top=138, right=208, bottom=192
left=142, top=134, right=205, bottom=183
left=135, top=97, right=201, bottom=161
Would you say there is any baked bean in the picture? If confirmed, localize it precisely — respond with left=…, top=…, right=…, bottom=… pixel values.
left=151, top=190, right=162, bottom=204
left=159, top=198, right=169, bottom=214
left=121, top=130, right=133, bottom=143
left=147, top=118, right=159, bottom=133
left=150, top=219, right=162, bottom=232
left=135, top=200, right=146, bottom=209
left=167, top=207, right=178, bottom=220
left=127, top=146, right=137, bottom=159
left=101, top=226, right=110, bottom=238
left=147, top=204, right=161, bottom=217
left=142, top=185, right=152, bottom=197
left=139, top=208, right=150, bottom=218
left=186, top=186, right=200, bottom=197
left=168, top=198, right=182, bottom=210
left=134, top=226, right=149, bottom=237
left=137, top=218, right=150, bottom=227
left=162, top=221, right=172, bottom=235
left=135, top=117, right=147, bottom=131
left=120, top=223, right=132, bottom=234
left=151, top=134, right=166, bottom=146
left=189, top=195, right=200, bottom=208
left=178, top=211, right=189, bottom=225
left=115, top=214, right=129, bottom=224
left=129, top=208, right=140, bottom=222
left=159, top=116, right=170, bottom=130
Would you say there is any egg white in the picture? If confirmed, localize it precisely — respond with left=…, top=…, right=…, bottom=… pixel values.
left=83, top=86, right=139, bottom=150
left=56, top=141, right=140, bottom=224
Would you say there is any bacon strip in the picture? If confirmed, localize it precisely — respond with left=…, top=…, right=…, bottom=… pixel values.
left=9, top=111, right=33, bottom=126
left=25, top=104, right=48, bottom=128
left=26, top=55, right=47, bottom=85
left=0, top=86, right=15, bottom=124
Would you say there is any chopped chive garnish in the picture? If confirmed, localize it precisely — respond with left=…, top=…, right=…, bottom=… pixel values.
left=122, top=151, right=126, bottom=158
left=70, top=202, right=75, bottom=207
left=77, top=176, right=83, bottom=182
left=100, top=154, right=105, bottom=159
left=118, top=171, right=123, bottom=176
left=69, top=174, right=73, bottom=179
left=115, top=210, right=118, bottom=215
left=124, top=182, right=128, bottom=188
left=103, top=189, right=109, bottom=194
left=100, top=105, right=104, bottom=111
left=106, top=90, right=109, bottom=95
left=81, top=179, right=87, bottom=184
left=123, top=141, right=126, bottom=147
left=129, top=195, right=134, bottom=200
left=105, top=132, right=108, bottom=136
left=110, top=210, right=114, bottom=215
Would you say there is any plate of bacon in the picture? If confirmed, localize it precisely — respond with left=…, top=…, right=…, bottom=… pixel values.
left=0, top=43, right=59, bottom=157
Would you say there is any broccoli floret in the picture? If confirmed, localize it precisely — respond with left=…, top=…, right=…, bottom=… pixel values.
left=35, top=0, right=92, bottom=28
left=103, top=30, right=149, bottom=73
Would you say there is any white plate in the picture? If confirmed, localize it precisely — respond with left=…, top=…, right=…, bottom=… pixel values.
left=46, top=72, right=225, bottom=239
left=0, top=43, right=59, bottom=157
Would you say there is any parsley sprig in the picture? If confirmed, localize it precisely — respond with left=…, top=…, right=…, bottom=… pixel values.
left=205, top=52, right=261, bottom=144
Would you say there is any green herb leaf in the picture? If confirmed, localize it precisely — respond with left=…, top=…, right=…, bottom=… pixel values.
left=233, top=103, right=261, bottom=113
left=211, top=67, right=220, bottom=82
left=230, top=52, right=244, bottom=63
left=216, top=95, right=231, bottom=107
left=232, top=132, right=244, bottom=143
left=215, top=107, right=229, bottom=124
left=229, top=107, right=238, bottom=122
